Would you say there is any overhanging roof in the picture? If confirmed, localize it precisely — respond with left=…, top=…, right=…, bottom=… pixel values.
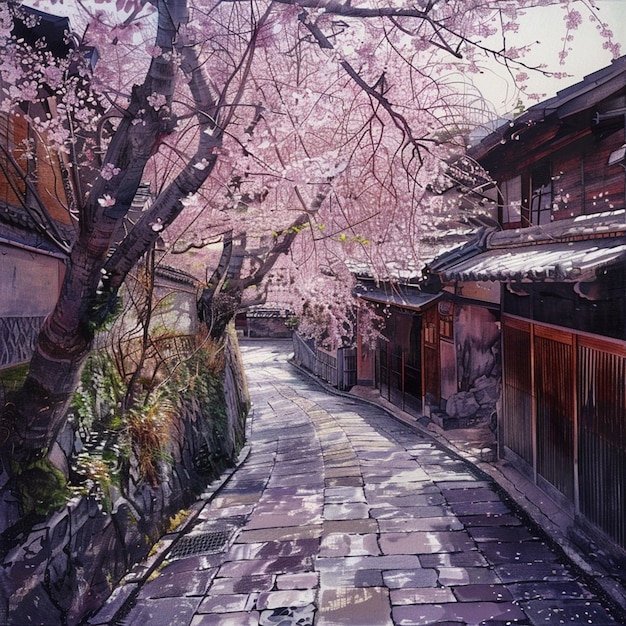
left=442, top=238, right=626, bottom=283
left=488, top=209, right=626, bottom=248
left=470, top=55, right=626, bottom=162
left=12, top=7, right=71, bottom=58
left=356, top=286, right=441, bottom=311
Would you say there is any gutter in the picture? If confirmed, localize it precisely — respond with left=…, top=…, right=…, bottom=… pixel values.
left=0, top=236, right=68, bottom=261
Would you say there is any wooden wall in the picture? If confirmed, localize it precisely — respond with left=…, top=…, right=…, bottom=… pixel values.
left=502, top=315, right=626, bottom=550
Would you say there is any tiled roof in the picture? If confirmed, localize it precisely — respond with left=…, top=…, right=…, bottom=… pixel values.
left=441, top=238, right=626, bottom=283
left=155, top=264, right=198, bottom=287
left=0, top=203, right=73, bottom=255
left=425, top=227, right=492, bottom=273
left=488, top=209, right=626, bottom=248
left=12, top=7, right=71, bottom=58
left=355, top=283, right=441, bottom=311
left=470, top=56, right=626, bottom=161
left=431, top=210, right=626, bottom=284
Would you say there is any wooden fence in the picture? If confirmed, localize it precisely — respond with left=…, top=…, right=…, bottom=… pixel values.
left=292, top=333, right=357, bottom=391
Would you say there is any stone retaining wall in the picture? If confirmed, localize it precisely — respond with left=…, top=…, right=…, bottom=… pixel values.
left=0, top=335, right=248, bottom=626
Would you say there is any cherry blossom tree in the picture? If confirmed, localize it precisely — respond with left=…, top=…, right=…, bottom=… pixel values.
left=0, top=0, right=619, bottom=460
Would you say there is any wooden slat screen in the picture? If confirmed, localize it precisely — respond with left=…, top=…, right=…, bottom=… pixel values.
left=503, top=317, right=626, bottom=549
left=502, top=318, right=533, bottom=463
left=534, top=331, right=575, bottom=502
left=578, top=342, right=626, bottom=548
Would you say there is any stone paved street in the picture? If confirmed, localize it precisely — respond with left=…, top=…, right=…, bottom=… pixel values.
left=96, top=340, right=623, bottom=626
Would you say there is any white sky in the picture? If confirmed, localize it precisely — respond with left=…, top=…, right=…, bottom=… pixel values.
left=26, top=0, right=625, bottom=116
left=472, top=0, right=626, bottom=114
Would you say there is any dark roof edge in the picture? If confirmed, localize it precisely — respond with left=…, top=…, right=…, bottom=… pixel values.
left=470, top=55, right=626, bottom=161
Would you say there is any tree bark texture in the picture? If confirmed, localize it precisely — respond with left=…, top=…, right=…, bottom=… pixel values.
left=3, top=0, right=194, bottom=458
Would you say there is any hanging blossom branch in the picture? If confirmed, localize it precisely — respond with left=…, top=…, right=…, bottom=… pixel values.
left=103, top=5, right=273, bottom=295
left=241, top=182, right=332, bottom=289
left=286, top=0, right=616, bottom=89
left=297, top=11, right=436, bottom=167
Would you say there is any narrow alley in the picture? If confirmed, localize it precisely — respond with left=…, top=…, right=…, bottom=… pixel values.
left=92, top=340, right=623, bottom=626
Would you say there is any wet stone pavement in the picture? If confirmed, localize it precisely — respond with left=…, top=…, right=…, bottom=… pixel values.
left=100, top=340, right=623, bottom=626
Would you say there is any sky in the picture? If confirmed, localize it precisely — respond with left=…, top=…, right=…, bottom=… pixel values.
left=472, top=0, right=625, bottom=114
left=25, top=0, right=625, bottom=116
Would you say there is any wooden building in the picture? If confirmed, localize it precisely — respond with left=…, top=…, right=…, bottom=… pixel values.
left=0, top=9, right=76, bottom=370
left=355, top=280, right=441, bottom=416
left=425, top=57, right=626, bottom=551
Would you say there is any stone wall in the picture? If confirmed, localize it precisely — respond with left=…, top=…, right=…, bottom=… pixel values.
left=430, top=303, right=501, bottom=431
left=0, top=334, right=248, bottom=626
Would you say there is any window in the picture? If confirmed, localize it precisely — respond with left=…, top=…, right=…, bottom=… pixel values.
left=530, top=163, right=552, bottom=225
left=501, top=176, right=522, bottom=227
left=438, top=301, right=454, bottom=340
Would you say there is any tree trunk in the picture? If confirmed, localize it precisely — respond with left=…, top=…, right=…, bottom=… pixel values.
left=2, top=0, right=189, bottom=461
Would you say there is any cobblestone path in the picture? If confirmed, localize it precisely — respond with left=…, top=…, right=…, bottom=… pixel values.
left=108, top=340, right=622, bottom=626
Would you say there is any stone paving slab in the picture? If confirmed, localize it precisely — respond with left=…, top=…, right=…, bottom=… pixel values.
left=494, top=561, right=575, bottom=583
left=458, top=512, right=525, bottom=527
left=436, top=566, right=502, bottom=586
left=368, top=493, right=447, bottom=507
left=322, top=518, right=379, bottom=534
left=235, top=524, right=322, bottom=543
left=208, top=574, right=275, bottom=595
left=275, top=572, right=318, bottom=590
left=390, top=587, right=457, bottom=606
left=255, top=589, right=316, bottom=610
left=378, top=516, right=463, bottom=533
left=479, top=539, right=559, bottom=564
left=317, top=587, right=393, bottom=626
left=466, top=525, right=540, bottom=543
left=371, top=505, right=453, bottom=519
left=217, top=554, right=314, bottom=578
left=379, top=530, right=478, bottom=555
left=419, top=551, right=490, bottom=568
left=392, top=600, right=528, bottom=625
left=197, top=593, right=257, bottom=614
left=119, top=597, right=203, bottom=626
left=451, top=583, right=514, bottom=602
left=319, top=532, right=380, bottom=557
left=134, top=567, right=215, bottom=599
left=519, top=599, right=618, bottom=625
left=382, top=568, right=439, bottom=589
left=318, top=565, right=385, bottom=588
left=506, top=580, right=595, bottom=601
left=324, top=475, right=364, bottom=487
left=191, top=611, right=260, bottom=625
left=102, top=341, right=624, bottom=626
left=324, top=486, right=366, bottom=502
left=323, top=502, right=370, bottom=520
left=439, top=486, right=503, bottom=502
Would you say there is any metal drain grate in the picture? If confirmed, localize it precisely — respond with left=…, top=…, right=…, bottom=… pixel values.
left=169, top=529, right=232, bottom=559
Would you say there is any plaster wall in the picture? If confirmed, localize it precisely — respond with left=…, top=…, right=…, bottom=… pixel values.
left=0, top=244, right=62, bottom=317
